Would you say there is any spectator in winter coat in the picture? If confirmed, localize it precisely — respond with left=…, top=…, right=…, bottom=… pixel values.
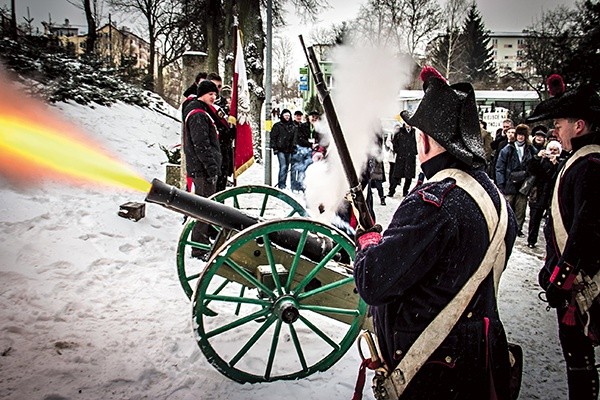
left=384, top=127, right=397, bottom=185
left=270, top=109, right=297, bottom=190
left=489, top=119, right=514, bottom=181
left=354, top=67, right=517, bottom=399
left=182, top=80, right=222, bottom=259
left=495, top=124, right=535, bottom=235
left=479, top=119, right=493, bottom=165
left=388, top=123, right=417, bottom=197
left=290, top=111, right=313, bottom=192
left=525, top=139, right=562, bottom=248
left=370, top=131, right=387, bottom=206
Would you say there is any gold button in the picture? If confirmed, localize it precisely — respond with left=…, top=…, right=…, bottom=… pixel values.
left=445, top=356, right=452, bottom=363
left=467, top=312, right=473, bottom=318
left=395, top=349, right=402, bottom=356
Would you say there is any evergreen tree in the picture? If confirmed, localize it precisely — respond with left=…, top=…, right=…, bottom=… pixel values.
left=459, top=3, right=496, bottom=86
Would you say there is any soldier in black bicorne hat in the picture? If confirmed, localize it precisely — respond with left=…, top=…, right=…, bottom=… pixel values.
left=353, top=66, right=518, bottom=399
left=527, top=74, right=600, bottom=400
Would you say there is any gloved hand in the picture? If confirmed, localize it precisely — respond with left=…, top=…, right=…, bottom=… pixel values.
left=544, top=283, right=570, bottom=309
left=355, top=224, right=383, bottom=250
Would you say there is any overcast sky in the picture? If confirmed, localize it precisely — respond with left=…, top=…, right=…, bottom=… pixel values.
left=2, top=0, right=578, bottom=33
left=2, top=0, right=578, bottom=69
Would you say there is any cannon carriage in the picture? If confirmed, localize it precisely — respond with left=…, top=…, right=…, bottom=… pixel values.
left=146, top=180, right=368, bottom=383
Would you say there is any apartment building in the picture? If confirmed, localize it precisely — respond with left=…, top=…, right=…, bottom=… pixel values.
left=63, top=23, right=151, bottom=71
left=489, top=31, right=532, bottom=76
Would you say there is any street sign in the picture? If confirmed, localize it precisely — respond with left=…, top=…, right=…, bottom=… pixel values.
left=299, top=83, right=308, bottom=91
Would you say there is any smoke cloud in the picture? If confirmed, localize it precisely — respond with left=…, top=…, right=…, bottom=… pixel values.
left=304, top=45, right=412, bottom=223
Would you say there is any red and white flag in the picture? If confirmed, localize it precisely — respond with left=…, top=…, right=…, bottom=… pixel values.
left=231, top=27, right=254, bottom=178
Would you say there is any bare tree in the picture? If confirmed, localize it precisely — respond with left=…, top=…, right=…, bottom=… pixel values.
left=67, top=0, right=105, bottom=54
left=440, top=0, right=467, bottom=80
left=272, top=35, right=297, bottom=101
left=403, top=0, right=441, bottom=60
left=155, top=0, right=188, bottom=97
left=522, top=5, right=578, bottom=97
left=351, top=0, right=406, bottom=50
left=109, top=0, right=172, bottom=90
left=350, top=0, right=440, bottom=62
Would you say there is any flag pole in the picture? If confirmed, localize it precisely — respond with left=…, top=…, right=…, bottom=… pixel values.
left=232, top=18, right=238, bottom=187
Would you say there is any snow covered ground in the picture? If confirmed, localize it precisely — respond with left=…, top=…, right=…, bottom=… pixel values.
left=0, top=100, right=583, bottom=399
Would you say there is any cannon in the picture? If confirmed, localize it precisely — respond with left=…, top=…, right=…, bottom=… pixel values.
left=145, top=37, right=376, bottom=385
left=146, top=179, right=367, bottom=383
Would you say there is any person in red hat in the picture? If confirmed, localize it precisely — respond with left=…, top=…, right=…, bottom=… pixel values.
left=354, top=66, right=518, bottom=399
left=527, top=74, right=600, bottom=400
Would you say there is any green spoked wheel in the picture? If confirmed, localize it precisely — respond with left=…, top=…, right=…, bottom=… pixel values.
left=191, top=218, right=366, bottom=383
left=177, top=185, right=308, bottom=299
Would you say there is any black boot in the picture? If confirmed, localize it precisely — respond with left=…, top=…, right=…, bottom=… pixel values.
left=380, top=196, right=386, bottom=206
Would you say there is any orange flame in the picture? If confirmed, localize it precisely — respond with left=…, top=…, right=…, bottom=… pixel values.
left=0, top=73, right=150, bottom=193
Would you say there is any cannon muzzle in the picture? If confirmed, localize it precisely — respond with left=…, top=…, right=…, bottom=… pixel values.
left=146, top=178, right=257, bottom=230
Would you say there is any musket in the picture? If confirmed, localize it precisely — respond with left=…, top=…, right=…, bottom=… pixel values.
left=298, top=35, right=375, bottom=231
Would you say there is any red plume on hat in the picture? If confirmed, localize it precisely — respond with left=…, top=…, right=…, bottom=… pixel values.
left=420, top=66, right=448, bottom=84
left=547, top=74, right=565, bottom=97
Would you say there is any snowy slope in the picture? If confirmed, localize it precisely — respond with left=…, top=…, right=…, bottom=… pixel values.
left=0, top=100, right=578, bottom=399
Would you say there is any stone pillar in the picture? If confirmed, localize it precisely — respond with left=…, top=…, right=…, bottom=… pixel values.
left=180, top=51, right=208, bottom=189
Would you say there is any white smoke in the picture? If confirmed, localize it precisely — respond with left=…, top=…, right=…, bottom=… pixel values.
left=304, top=45, right=412, bottom=222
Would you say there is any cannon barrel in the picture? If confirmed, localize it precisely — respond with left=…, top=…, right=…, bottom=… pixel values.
left=146, top=178, right=257, bottom=230
left=145, top=179, right=349, bottom=263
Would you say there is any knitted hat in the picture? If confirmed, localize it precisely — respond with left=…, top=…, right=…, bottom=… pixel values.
left=526, top=74, right=600, bottom=123
left=531, top=124, right=548, bottom=137
left=197, top=80, right=219, bottom=97
left=400, top=66, right=485, bottom=167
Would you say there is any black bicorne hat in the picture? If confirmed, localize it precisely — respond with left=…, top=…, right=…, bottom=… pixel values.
left=400, top=66, right=485, bottom=167
left=526, top=74, right=600, bottom=123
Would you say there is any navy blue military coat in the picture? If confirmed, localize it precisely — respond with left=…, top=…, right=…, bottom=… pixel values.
left=354, top=153, right=517, bottom=399
left=540, top=132, right=600, bottom=292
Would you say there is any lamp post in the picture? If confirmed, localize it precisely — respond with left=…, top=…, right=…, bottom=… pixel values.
left=264, top=0, right=272, bottom=185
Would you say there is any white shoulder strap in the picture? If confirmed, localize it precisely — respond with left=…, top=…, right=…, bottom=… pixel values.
left=384, top=169, right=509, bottom=397
left=551, top=145, right=600, bottom=255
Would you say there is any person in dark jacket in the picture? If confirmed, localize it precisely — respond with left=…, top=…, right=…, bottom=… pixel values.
left=489, top=119, right=514, bottom=180
left=354, top=67, right=517, bottom=400
left=495, top=124, right=535, bottom=235
left=527, top=74, right=600, bottom=400
left=270, top=109, right=297, bottom=190
left=525, top=139, right=562, bottom=248
left=370, top=131, right=387, bottom=205
left=182, top=80, right=222, bottom=259
left=388, top=123, right=417, bottom=197
left=290, top=111, right=313, bottom=192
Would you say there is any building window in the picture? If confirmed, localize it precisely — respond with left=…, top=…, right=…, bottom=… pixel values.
left=504, top=44, right=513, bottom=48
left=517, top=39, right=524, bottom=45
left=517, top=50, right=523, bottom=57
left=492, top=39, right=497, bottom=46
